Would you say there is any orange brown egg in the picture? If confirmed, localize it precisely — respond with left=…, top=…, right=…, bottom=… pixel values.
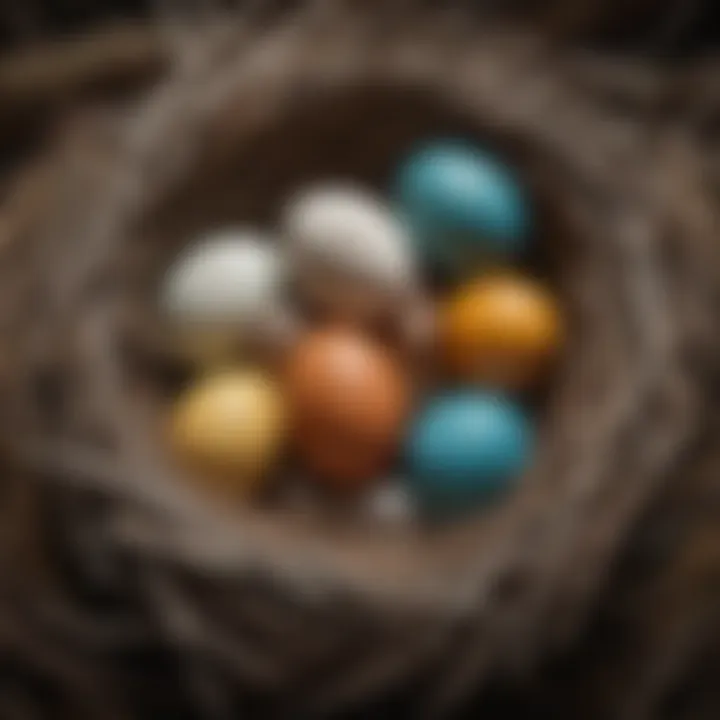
left=283, top=328, right=411, bottom=490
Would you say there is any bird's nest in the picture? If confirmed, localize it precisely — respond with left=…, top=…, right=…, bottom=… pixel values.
left=0, top=7, right=718, bottom=718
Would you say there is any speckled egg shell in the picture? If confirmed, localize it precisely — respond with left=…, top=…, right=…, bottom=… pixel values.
left=283, top=184, right=418, bottom=321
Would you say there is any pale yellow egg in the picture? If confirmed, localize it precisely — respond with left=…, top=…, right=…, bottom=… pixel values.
left=170, top=369, right=286, bottom=500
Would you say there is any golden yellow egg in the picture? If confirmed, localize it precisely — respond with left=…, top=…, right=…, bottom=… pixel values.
left=169, top=369, right=286, bottom=500
left=441, top=273, right=563, bottom=389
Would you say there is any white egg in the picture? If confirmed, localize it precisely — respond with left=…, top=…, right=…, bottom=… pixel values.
left=162, top=230, right=282, bottom=323
left=283, top=185, right=418, bottom=319
left=161, top=230, right=294, bottom=363
left=363, top=481, right=418, bottom=526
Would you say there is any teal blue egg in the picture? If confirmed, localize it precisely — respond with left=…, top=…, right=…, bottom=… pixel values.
left=395, top=141, right=530, bottom=267
left=405, top=392, right=532, bottom=515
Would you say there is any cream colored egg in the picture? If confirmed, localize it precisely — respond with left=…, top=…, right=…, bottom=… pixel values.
left=161, top=230, right=295, bottom=364
left=283, top=185, right=418, bottom=321
left=170, top=369, right=287, bottom=500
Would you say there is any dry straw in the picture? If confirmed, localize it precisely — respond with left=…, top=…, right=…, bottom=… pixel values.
left=0, top=3, right=718, bottom=717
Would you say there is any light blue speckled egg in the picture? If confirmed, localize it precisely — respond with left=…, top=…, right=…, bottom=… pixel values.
left=405, top=392, right=533, bottom=515
left=395, top=141, right=530, bottom=268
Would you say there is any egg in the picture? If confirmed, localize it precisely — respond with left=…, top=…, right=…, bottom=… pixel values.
left=441, top=273, right=563, bottom=389
left=169, top=369, right=286, bottom=500
left=406, top=393, right=532, bottom=515
left=160, top=230, right=294, bottom=365
left=283, top=184, right=418, bottom=322
left=362, top=481, right=418, bottom=526
left=284, top=328, right=411, bottom=490
left=395, top=140, right=530, bottom=267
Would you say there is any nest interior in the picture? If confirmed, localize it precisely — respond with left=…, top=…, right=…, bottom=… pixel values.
left=0, top=14, right=718, bottom=717
left=124, top=76, right=578, bottom=589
